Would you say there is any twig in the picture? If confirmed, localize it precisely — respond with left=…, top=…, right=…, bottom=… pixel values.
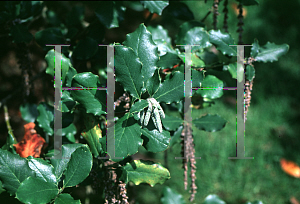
left=3, top=105, right=16, bottom=141
left=201, top=11, right=211, bottom=23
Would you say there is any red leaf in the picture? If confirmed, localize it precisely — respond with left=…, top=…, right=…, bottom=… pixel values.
left=13, top=122, right=46, bottom=158
left=280, top=158, right=300, bottom=178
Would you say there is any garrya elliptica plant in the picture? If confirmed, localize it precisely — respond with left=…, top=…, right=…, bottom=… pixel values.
left=0, top=1, right=288, bottom=204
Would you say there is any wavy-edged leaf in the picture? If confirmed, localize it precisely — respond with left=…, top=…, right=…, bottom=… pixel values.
left=72, top=37, right=98, bottom=60
left=184, top=27, right=211, bottom=51
left=147, top=69, right=161, bottom=96
left=61, top=91, right=76, bottom=113
left=175, top=21, right=205, bottom=46
left=95, top=2, right=120, bottom=29
left=123, top=24, right=159, bottom=83
left=63, top=145, right=93, bottom=188
left=120, top=160, right=170, bottom=187
left=71, top=72, right=106, bottom=116
left=169, top=126, right=183, bottom=147
left=153, top=71, right=184, bottom=104
left=141, top=128, right=170, bottom=152
left=209, top=30, right=236, bottom=56
left=20, top=103, right=38, bottom=123
left=157, top=52, right=181, bottom=69
left=16, top=177, right=58, bottom=204
left=140, top=1, right=169, bottom=15
left=250, top=39, right=259, bottom=58
left=130, top=99, right=149, bottom=114
left=193, top=114, right=227, bottom=132
left=192, top=69, right=204, bottom=88
left=0, top=149, right=36, bottom=195
left=203, top=194, right=226, bottom=204
left=148, top=25, right=171, bottom=45
left=246, top=65, right=255, bottom=81
left=254, top=41, right=289, bottom=63
left=115, top=46, right=144, bottom=99
left=37, top=102, right=54, bottom=135
left=113, top=113, right=143, bottom=161
left=224, top=62, right=244, bottom=82
left=35, top=28, right=65, bottom=51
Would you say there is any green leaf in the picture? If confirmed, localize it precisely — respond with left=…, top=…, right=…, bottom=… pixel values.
left=141, top=128, right=170, bottom=152
left=183, top=27, right=211, bottom=51
left=254, top=41, right=289, bottom=63
left=45, top=49, right=71, bottom=85
left=161, top=115, right=183, bottom=131
left=245, top=201, right=263, bottom=204
left=162, top=1, right=194, bottom=21
left=28, top=157, right=57, bottom=184
left=37, top=102, right=54, bottom=135
left=63, top=123, right=77, bottom=143
left=123, top=24, right=159, bottom=83
left=121, top=160, right=170, bottom=186
left=250, top=39, right=259, bottom=58
left=113, top=113, right=143, bottom=161
left=20, top=103, right=38, bottom=123
left=130, top=99, right=149, bottom=114
left=35, top=28, right=65, bottom=51
left=203, top=194, right=226, bottom=204
left=49, top=144, right=85, bottom=181
left=115, top=46, right=144, bottom=99
left=54, top=194, right=81, bottom=204
left=192, top=69, right=204, bottom=88
left=140, top=1, right=169, bottom=15
left=169, top=125, right=183, bottom=147
left=0, top=180, right=5, bottom=195
left=146, top=69, right=161, bottom=96
left=16, top=177, right=58, bottom=204
left=175, top=21, right=205, bottom=46
left=153, top=71, right=184, bottom=104
left=246, top=65, right=255, bottom=81
left=72, top=37, right=98, bottom=60
left=157, top=52, right=181, bottom=69
left=71, top=72, right=106, bottom=116
left=196, top=75, right=224, bottom=99
left=193, top=114, right=227, bottom=132
left=95, top=2, right=124, bottom=29
left=191, top=53, right=205, bottom=67
left=148, top=25, right=171, bottom=45
left=236, top=0, right=259, bottom=6
left=81, top=113, right=105, bottom=157
left=0, top=149, right=36, bottom=195
left=64, top=67, right=77, bottom=87
left=209, top=30, right=236, bottom=56
left=63, top=146, right=93, bottom=188
left=61, top=91, right=76, bottom=112
left=224, top=62, right=244, bottom=82
left=161, top=186, right=186, bottom=204
left=10, top=24, right=33, bottom=43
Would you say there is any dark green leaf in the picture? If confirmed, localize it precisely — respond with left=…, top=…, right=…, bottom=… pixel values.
left=148, top=25, right=171, bottom=45
left=10, top=24, right=33, bottom=43
left=62, top=123, right=77, bottom=143
left=35, top=28, right=65, bottom=51
left=193, top=114, right=227, bottom=132
left=141, top=127, right=170, bottom=152
left=192, top=69, right=204, bottom=88
left=61, top=91, right=76, bottom=112
left=49, top=144, right=85, bottom=181
left=169, top=125, right=183, bottom=147
left=250, top=39, right=259, bottom=58
left=16, top=177, right=58, bottom=204
left=54, top=194, right=81, bottom=204
left=146, top=69, right=161, bottom=96
left=140, top=1, right=169, bottom=15
left=113, top=113, right=142, bottom=161
left=115, top=46, right=144, bottom=99
left=20, top=103, right=38, bottom=123
left=162, top=1, right=194, bottom=21
left=71, top=72, right=106, bottom=116
left=157, top=52, right=181, bottom=69
left=209, top=30, right=236, bottom=56
left=123, top=24, right=159, bottom=83
left=130, top=99, right=149, bottom=114
left=72, top=37, right=98, bottom=60
left=28, top=157, right=57, bottom=184
left=0, top=149, right=36, bottom=195
left=183, top=27, right=211, bottom=51
left=224, top=63, right=244, bottom=82
left=63, top=146, right=93, bottom=188
left=161, top=186, right=186, bottom=204
left=37, top=102, right=54, bottom=135
left=175, top=21, right=205, bottom=46
left=64, top=67, right=77, bottom=87
left=153, top=71, right=184, bottom=104
left=95, top=2, right=120, bottom=29
left=0, top=180, right=5, bottom=195
left=196, top=75, right=223, bottom=99
left=120, top=160, right=170, bottom=186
